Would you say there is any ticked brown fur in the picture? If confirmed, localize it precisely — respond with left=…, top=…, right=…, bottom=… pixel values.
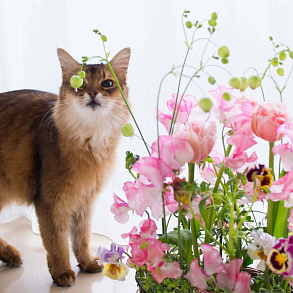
left=0, top=48, right=130, bottom=286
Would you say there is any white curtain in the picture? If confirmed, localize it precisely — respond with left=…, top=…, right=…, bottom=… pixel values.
left=1, top=0, right=293, bottom=243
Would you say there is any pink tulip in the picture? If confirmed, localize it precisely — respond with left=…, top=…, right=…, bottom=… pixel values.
left=251, top=102, right=289, bottom=142
left=273, top=143, right=293, bottom=172
left=175, top=121, right=217, bottom=164
left=216, top=259, right=251, bottom=293
left=111, top=194, right=131, bottom=224
left=185, top=244, right=224, bottom=290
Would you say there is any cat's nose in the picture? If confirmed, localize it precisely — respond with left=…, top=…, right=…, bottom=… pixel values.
left=87, top=90, right=98, bottom=98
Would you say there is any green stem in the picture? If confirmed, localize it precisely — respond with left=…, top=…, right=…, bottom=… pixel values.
left=283, top=276, right=291, bottom=291
left=273, top=201, right=290, bottom=239
left=228, top=202, right=235, bottom=259
left=178, top=202, right=183, bottom=270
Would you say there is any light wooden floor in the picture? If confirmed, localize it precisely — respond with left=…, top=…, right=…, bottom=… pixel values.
left=0, top=217, right=138, bottom=293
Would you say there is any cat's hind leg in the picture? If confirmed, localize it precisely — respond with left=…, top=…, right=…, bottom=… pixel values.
left=0, top=237, right=22, bottom=267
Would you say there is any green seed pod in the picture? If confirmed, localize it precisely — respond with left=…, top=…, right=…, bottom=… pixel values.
left=208, top=76, right=216, bottom=85
left=208, top=19, right=217, bottom=27
left=218, top=46, right=230, bottom=58
left=70, top=75, right=83, bottom=89
left=79, top=71, right=86, bottom=79
left=198, top=98, right=213, bottom=112
left=239, top=77, right=248, bottom=91
left=185, top=21, right=192, bottom=29
left=289, top=51, right=293, bottom=59
left=277, top=68, right=284, bottom=76
left=271, top=57, right=279, bottom=67
left=101, top=35, right=107, bottom=42
left=211, top=12, right=218, bottom=20
left=279, top=51, right=287, bottom=61
left=221, top=57, right=229, bottom=64
left=248, top=75, right=262, bottom=89
left=229, top=77, right=241, bottom=89
left=222, top=92, right=231, bottom=101
left=121, top=124, right=134, bottom=137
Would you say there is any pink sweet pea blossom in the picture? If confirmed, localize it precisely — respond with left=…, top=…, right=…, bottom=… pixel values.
left=224, top=151, right=257, bottom=171
left=175, top=121, right=216, bottom=164
left=157, top=94, right=197, bottom=132
left=216, top=259, right=251, bottom=293
left=267, top=170, right=293, bottom=207
left=273, top=143, right=293, bottom=172
left=185, top=244, right=224, bottom=290
left=111, top=194, right=131, bottom=224
left=288, top=209, right=293, bottom=233
left=149, top=260, right=183, bottom=283
left=277, top=123, right=293, bottom=143
left=251, top=102, right=289, bottom=142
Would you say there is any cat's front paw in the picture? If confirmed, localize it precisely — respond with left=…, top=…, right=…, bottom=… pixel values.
left=0, top=244, right=22, bottom=267
left=52, top=269, right=76, bottom=287
left=79, top=257, right=103, bottom=273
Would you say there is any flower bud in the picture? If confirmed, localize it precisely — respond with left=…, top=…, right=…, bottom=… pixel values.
left=248, top=75, right=262, bottom=89
left=79, top=71, right=86, bottom=79
left=121, top=123, right=134, bottom=137
left=277, top=68, right=284, bottom=76
left=222, top=92, right=231, bottom=101
left=239, top=77, right=248, bottom=91
left=211, top=12, right=218, bottom=20
left=198, top=98, right=213, bottom=112
left=101, top=35, right=107, bottom=42
left=208, top=19, right=217, bottom=27
left=271, top=57, right=279, bottom=67
left=229, top=77, right=241, bottom=89
left=70, top=75, right=83, bottom=89
left=218, top=46, right=229, bottom=58
left=279, top=51, right=287, bottom=61
left=208, top=76, right=216, bottom=85
left=185, top=21, right=192, bottom=29
left=289, top=51, right=293, bottom=59
left=221, top=57, right=229, bottom=64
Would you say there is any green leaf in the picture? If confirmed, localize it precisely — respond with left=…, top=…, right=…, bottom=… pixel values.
left=199, top=194, right=211, bottom=218
left=159, top=229, right=193, bottom=264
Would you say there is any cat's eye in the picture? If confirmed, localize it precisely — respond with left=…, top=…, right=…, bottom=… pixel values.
left=101, top=80, right=114, bottom=88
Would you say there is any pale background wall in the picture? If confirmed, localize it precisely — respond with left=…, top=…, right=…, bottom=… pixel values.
left=0, top=0, right=293, bottom=243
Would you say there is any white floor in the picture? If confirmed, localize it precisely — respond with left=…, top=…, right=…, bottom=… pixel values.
left=0, top=218, right=138, bottom=293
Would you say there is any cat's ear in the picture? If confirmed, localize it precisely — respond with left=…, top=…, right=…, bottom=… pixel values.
left=57, top=48, right=80, bottom=80
left=110, top=48, right=131, bottom=74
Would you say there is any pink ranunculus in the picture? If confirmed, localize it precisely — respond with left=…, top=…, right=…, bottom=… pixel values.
left=175, top=121, right=217, bottom=164
left=267, top=170, right=293, bottom=207
left=216, top=259, right=251, bottom=293
left=151, top=135, right=194, bottom=170
left=273, top=143, right=293, bottom=172
left=150, top=261, right=183, bottom=284
left=184, top=244, right=224, bottom=289
left=111, top=194, right=131, bottom=224
left=251, top=102, right=289, bottom=142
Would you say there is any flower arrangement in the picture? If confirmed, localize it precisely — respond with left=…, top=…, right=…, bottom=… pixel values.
left=73, top=10, right=293, bottom=293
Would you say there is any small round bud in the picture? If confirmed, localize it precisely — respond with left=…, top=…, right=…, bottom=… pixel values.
left=248, top=75, right=262, bottom=89
left=198, top=98, right=213, bottom=112
left=121, top=124, right=134, bottom=137
left=277, top=68, right=284, bottom=76
left=70, top=75, right=83, bottom=89
left=208, top=76, right=216, bottom=85
left=185, top=21, right=192, bottom=29
left=222, top=92, right=231, bottom=101
left=208, top=19, right=217, bottom=27
left=239, top=77, right=248, bottom=91
left=279, top=51, right=287, bottom=61
left=289, top=51, right=293, bottom=59
left=101, top=35, right=107, bottom=42
left=221, top=57, right=229, bottom=64
left=229, top=77, right=241, bottom=89
left=211, top=12, right=218, bottom=20
left=79, top=71, right=86, bottom=79
left=218, top=46, right=230, bottom=58
left=271, top=57, right=279, bottom=67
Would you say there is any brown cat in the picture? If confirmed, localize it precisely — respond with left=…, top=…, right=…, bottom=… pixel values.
left=0, top=47, right=130, bottom=286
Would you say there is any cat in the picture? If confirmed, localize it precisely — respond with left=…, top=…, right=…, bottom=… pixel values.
left=0, top=47, right=131, bottom=286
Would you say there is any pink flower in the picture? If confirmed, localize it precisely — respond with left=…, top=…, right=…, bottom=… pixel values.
left=175, top=121, right=216, bottom=164
left=251, top=102, right=289, bottom=142
left=151, top=135, right=194, bottom=170
left=227, top=134, right=256, bottom=154
left=277, top=123, right=293, bottom=143
left=149, top=261, right=183, bottom=283
left=273, top=143, right=293, bottom=172
left=111, top=194, right=131, bottom=224
left=184, top=244, right=224, bottom=290
left=267, top=170, right=293, bottom=207
left=157, top=94, right=197, bottom=132
left=216, top=259, right=251, bottom=293
left=224, top=151, right=257, bottom=171
left=139, top=219, right=157, bottom=239
left=288, top=209, right=293, bottom=233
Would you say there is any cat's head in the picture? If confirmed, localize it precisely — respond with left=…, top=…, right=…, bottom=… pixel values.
left=54, top=48, right=131, bottom=143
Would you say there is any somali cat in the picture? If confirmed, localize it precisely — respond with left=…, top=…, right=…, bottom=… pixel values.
left=0, top=47, right=130, bottom=286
